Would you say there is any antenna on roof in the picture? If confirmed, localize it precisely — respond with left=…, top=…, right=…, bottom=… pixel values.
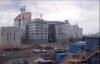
left=40, top=13, right=42, bottom=19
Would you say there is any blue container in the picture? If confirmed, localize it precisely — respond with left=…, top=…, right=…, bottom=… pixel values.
left=55, top=52, right=68, bottom=63
left=86, top=37, right=100, bottom=50
left=68, top=42, right=85, bottom=54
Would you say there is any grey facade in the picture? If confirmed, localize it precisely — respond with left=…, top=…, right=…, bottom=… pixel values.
left=0, top=27, right=21, bottom=47
left=27, top=19, right=48, bottom=45
left=14, top=7, right=83, bottom=47
left=26, top=19, right=69, bottom=46
left=14, top=18, right=82, bottom=46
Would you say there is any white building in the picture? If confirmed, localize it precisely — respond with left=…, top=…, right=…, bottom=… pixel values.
left=25, top=19, right=83, bottom=48
left=14, top=17, right=83, bottom=44
left=0, top=27, right=21, bottom=47
left=27, top=18, right=48, bottom=45
left=69, top=25, right=82, bottom=39
left=14, top=7, right=83, bottom=45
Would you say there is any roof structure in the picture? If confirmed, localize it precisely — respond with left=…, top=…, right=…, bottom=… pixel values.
left=14, top=12, right=31, bottom=21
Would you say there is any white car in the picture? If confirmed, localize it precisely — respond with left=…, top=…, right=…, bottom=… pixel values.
left=32, top=49, right=41, bottom=53
left=41, top=49, right=46, bottom=53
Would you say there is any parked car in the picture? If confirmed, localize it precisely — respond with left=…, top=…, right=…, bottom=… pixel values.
left=32, top=49, right=41, bottom=53
left=41, top=49, right=47, bottom=53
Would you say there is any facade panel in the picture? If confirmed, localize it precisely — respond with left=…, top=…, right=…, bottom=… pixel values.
left=48, top=24, right=56, bottom=43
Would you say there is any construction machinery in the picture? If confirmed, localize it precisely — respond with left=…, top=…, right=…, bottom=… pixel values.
left=44, top=43, right=54, bottom=49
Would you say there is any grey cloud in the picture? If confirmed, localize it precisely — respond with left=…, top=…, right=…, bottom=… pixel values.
left=79, top=1, right=99, bottom=11
left=0, top=0, right=21, bottom=11
left=0, top=0, right=99, bottom=34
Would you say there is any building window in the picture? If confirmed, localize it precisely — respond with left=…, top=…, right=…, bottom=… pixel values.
left=41, top=36, right=43, bottom=38
left=7, top=32, right=9, bottom=41
left=37, top=36, right=39, bottom=38
left=10, top=32, right=11, bottom=35
left=1, top=32, right=3, bottom=36
left=35, top=27, right=39, bottom=29
left=34, top=33, right=39, bottom=35
left=14, top=33, right=15, bottom=41
left=35, top=23, right=40, bottom=26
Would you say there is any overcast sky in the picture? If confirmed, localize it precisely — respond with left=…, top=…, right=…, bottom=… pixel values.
left=0, top=0, right=99, bottom=34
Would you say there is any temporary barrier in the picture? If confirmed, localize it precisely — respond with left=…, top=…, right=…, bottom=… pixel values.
left=68, top=42, right=85, bottom=54
left=55, top=52, right=68, bottom=64
left=86, top=37, right=100, bottom=50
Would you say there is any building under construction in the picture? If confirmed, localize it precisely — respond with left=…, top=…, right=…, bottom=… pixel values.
left=0, top=35, right=99, bottom=64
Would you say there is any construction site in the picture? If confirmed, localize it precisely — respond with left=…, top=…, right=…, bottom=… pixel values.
left=0, top=1, right=100, bottom=64
left=0, top=33, right=100, bottom=64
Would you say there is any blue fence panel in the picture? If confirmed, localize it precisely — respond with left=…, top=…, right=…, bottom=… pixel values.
left=86, top=38, right=100, bottom=50
left=55, top=52, right=68, bottom=63
left=69, top=43, right=85, bottom=54
left=94, top=38, right=100, bottom=46
left=86, top=38, right=95, bottom=50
